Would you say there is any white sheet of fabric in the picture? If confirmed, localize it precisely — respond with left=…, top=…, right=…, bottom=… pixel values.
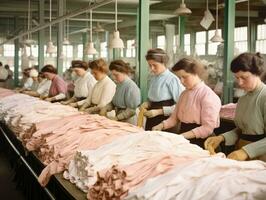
left=126, top=153, right=266, bottom=200
left=64, top=132, right=209, bottom=192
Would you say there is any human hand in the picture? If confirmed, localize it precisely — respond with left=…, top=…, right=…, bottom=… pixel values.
left=227, top=149, right=249, bottom=161
left=204, top=135, right=224, bottom=155
left=144, top=109, right=163, bottom=118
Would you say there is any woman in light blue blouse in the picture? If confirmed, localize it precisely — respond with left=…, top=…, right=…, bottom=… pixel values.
left=100, top=60, right=141, bottom=124
left=141, top=48, right=184, bottom=131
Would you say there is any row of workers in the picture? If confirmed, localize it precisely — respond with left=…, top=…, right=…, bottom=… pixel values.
left=18, top=49, right=266, bottom=162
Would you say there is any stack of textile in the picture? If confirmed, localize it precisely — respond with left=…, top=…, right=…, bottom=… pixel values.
left=220, top=103, right=237, bottom=120
left=34, top=115, right=142, bottom=187
left=64, top=132, right=209, bottom=193
left=126, top=154, right=266, bottom=200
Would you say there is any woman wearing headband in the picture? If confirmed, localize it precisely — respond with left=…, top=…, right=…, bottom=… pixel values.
left=141, top=48, right=184, bottom=131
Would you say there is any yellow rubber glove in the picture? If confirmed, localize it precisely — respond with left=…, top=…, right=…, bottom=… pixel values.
left=107, top=116, right=118, bottom=121
left=204, top=135, right=224, bottom=155
left=85, top=106, right=100, bottom=114
left=61, top=101, right=69, bottom=105
left=69, top=102, right=78, bottom=108
left=181, top=131, right=196, bottom=139
left=144, top=109, right=163, bottom=118
left=137, top=107, right=145, bottom=127
left=227, top=149, right=249, bottom=161
left=45, top=97, right=54, bottom=102
left=140, top=102, right=150, bottom=110
left=152, top=123, right=164, bottom=131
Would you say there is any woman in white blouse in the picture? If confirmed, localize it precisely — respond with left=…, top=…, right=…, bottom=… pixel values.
left=61, top=60, right=96, bottom=106
left=79, top=58, right=116, bottom=114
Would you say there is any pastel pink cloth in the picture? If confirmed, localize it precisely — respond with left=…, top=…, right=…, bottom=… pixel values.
left=220, top=103, right=236, bottom=120
left=0, top=88, right=15, bottom=99
left=49, top=75, right=67, bottom=97
left=163, top=82, right=221, bottom=138
left=35, top=114, right=142, bottom=187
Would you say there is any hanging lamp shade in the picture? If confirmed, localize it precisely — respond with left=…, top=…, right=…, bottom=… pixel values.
left=210, top=0, right=223, bottom=43
left=174, top=1, right=192, bottom=16
left=46, top=41, right=56, bottom=54
left=85, top=42, right=98, bottom=55
left=210, top=30, right=224, bottom=42
left=63, top=37, right=70, bottom=45
left=110, top=30, right=124, bottom=49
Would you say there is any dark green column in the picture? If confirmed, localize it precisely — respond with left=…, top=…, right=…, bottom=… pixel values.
left=178, top=16, right=185, bottom=51
left=14, top=17, right=19, bottom=87
left=138, top=0, right=150, bottom=101
left=38, top=0, right=45, bottom=71
left=223, top=0, right=235, bottom=104
left=57, top=0, right=65, bottom=76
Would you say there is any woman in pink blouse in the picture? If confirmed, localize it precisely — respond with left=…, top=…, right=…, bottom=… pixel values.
left=153, top=57, right=221, bottom=148
left=41, top=64, right=67, bottom=102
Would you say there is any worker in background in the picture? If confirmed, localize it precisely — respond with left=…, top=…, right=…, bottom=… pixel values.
left=40, top=64, right=67, bottom=102
left=79, top=58, right=116, bottom=114
left=22, top=68, right=33, bottom=90
left=23, top=72, right=51, bottom=98
left=100, top=60, right=141, bottom=125
left=0, top=62, right=8, bottom=88
left=205, top=52, right=266, bottom=161
left=18, top=68, right=39, bottom=93
left=61, top=60, right=96, bottom=106
left=5, top=64, right=14, bottom=89
left=140, top=48, right=184, bottom=131
left=153, top=57, right=221, bottom=148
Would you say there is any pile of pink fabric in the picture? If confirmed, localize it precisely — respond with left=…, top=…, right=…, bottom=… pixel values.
left=0, top=88, right=15, bottom=99
left=220, top=103, right=237, bottom=120
left=34, top=115, right=142, bottom=187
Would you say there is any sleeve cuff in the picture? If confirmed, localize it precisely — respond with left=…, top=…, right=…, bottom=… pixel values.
left=162, top=105, right=175, bottom=116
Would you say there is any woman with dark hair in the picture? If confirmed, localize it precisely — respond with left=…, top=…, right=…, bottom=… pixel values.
left=100, top=60, right=141, bottom=124
left=79, top=58, right=116, bottom=114
left=205, top=52, right=266, bottom=161
left=153, top=57, right=221, bottom=148
left=141, top=48, right=184, bottom=131
left=61, top=60, right=96, bottom=106
left=41, top=64, right=67, bottom=102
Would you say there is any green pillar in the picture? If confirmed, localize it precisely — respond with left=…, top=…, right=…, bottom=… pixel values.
left=82, top=33, right=88, bottom=61
left=178, top=16, right=185, bottom=51
left=14, top=17, right=19, bottom=86
left=165, top=24, right=175, bottom=67
left=223, top=0, right=235, bottom=104
left=138, top=0, right=149, bottom=101
left=190, top=31, right=196, bottom=55
left=113, top=48, right=120, bottom=60
left=38, top=0, right=45, bottom=71
left=57, top=0, right=65, bottom=76
left=249, top=23, right=256, bottom=53
left=205, top=31, right=209, bottom=55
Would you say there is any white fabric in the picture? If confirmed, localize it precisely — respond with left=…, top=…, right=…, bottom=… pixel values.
left=54, top=93, right=66, bottom=100
left=37, top=79, right=51, bottom=97
left=64, top=132, right=209, bottom=192
left=74, top=72, right=96, bottom=98
left=126, top=154, right=266, bottom=200
left=0, top=66, right=8, bottom=80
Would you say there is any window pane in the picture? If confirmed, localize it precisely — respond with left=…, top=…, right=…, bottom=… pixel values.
left=4, top=44, right=14, bottom=57
left=157, top=35, right=165, bottom=50
left=196, top=31, right=206, bottom=43
left=77, top=44, right=83, bottom=59
left=100, top=42, right=107, bottom=58
left=195, top=44, right=205, bottom=55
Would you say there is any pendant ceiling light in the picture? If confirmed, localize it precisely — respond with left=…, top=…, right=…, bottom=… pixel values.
left=63, top=19, right=70, bottom=45
left=109, top=0, right=124, bottom=49
left=86, top=9, right=98, bottom=55
left=24, top=0, right=36, bottom=46
left=174, top=0, right=192, bottom=16
left=210, top=0, right=224, bottom=42
left=46, top=0, right=56, bottom=54
left=200, top=0, right=215, bottom=30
